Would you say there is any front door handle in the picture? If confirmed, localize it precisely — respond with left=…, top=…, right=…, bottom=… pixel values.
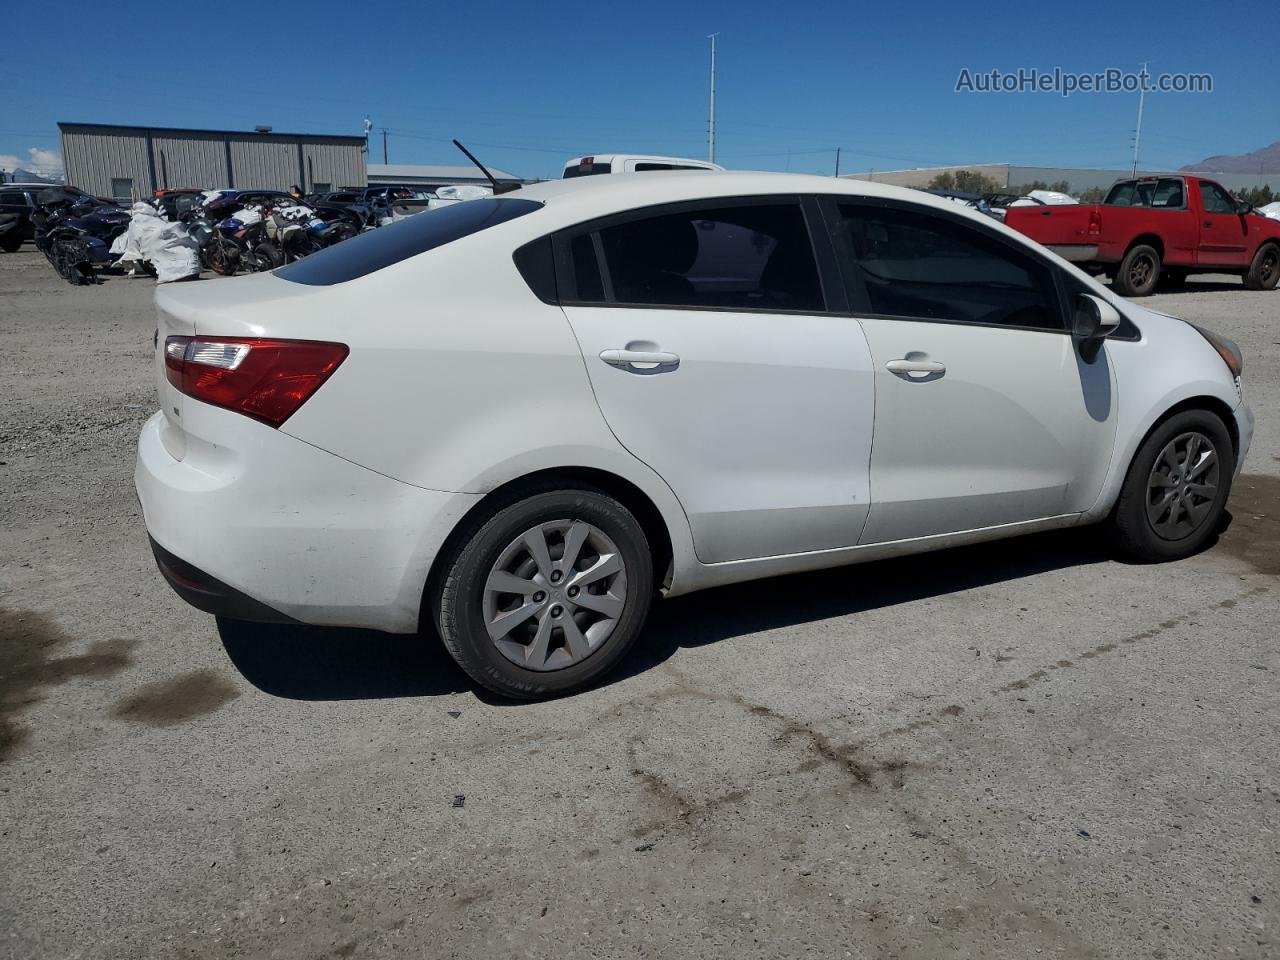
left=600, top=348, right=680, bottom=371
left=886, top=358, right=946, bottom=379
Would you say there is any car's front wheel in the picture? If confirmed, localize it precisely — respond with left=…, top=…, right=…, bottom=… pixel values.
left=434, top=486, right=653, bottom=699
left=1243, top=242, right=1279, bottom=291
left=1109, top=410, right=1233, bottom=562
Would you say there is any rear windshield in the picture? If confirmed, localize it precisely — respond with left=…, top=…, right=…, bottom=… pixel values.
left=1104, top=178, right=1185, bottom=208
left=563, top=162, right=612, bottom=178
left=277, top=198, right=541, bottom=285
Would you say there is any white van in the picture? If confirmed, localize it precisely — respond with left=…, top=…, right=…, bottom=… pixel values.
left=562, top=154, right=724, bottom=178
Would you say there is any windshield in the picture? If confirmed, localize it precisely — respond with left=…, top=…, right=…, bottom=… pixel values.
left=277, top=198, right=542, bottom=285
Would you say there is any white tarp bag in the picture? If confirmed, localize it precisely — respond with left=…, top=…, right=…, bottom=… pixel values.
left=434, top=184, right=493, bottom=202
left=1258, top=201, right=1280, bottom=221
left=116, top=201, right=200, bottom=282
left=1026, top=189, right=1078, bottom=205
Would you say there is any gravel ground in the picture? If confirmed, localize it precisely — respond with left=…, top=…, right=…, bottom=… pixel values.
left=1, top=247, right=1277, bottom=960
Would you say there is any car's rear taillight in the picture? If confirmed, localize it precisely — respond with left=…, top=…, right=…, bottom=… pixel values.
left=1087, top=210, right=1102, bottom=237
left=164, top=336, right=347, bottom=427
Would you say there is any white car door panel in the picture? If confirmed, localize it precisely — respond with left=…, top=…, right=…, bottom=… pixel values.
left=857, top=319, right=1117, bottom=542
left=829, top=199, right=1119, bottom=545
left=564, top=305, right=875, bottom=562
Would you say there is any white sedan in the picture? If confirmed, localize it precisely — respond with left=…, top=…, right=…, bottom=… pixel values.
left=136, top=172, right=1253, bottom=699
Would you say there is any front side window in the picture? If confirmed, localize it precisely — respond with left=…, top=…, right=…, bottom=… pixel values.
left=576, top=201, right=824, bottom=312
left=836, top=203, right=1063, bottom=330
left=1200, top=181, right=1237, bottom=214
left=0, top=190, right=25, bottom=206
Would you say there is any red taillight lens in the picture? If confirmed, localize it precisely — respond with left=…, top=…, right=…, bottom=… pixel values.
left=164, top=336, right=348, bottom=427
left=1087, top=210, right=1102, bottom=237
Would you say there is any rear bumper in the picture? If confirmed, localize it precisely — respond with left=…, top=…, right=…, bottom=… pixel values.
left=135, top=410, right=481, bottom=632
left=149, top=536, right=298, bottom=624
left=1046, top=244, right=1100, bottom=262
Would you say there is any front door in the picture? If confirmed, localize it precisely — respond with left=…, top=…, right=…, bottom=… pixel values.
left=827, top=199, right=1118, bottom=544
left=1197, top=180, right=1250, bottom=267
left=559, top=197, right=875, bottom=563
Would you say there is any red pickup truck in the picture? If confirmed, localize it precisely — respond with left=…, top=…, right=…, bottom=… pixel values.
left=1004, top=175, right=1280, bottom=296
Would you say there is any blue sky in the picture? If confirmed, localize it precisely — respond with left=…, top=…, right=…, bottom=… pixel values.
left=3, top=0, right=1273, bottom=181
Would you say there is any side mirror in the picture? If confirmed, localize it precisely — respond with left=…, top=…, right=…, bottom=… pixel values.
left=1236, top=198, right=1253, bottom=215
left=1073, top=293, right=1121, bottom=363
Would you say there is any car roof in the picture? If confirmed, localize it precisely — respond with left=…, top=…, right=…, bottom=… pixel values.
left=563, top=154, right=719, bottom=167
left=517, top=170, right=1001, bottom=222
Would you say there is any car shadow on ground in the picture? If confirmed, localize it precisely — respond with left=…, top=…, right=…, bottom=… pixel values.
left=219, top=523, right=1142, bottom=704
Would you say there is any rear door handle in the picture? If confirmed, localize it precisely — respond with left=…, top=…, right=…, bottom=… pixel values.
left=599, top=349, right=680, bottom=370
left=886, top=358, right=946, bottom=379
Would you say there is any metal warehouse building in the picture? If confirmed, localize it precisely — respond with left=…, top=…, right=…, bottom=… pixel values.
left=58, top=122, right=367, bottom=201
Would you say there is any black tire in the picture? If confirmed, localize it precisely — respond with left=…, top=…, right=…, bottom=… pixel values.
left=1159, top=269, right=1187, bottom=289
left=1109, top=409, right=1234, bottom=562
left=434, top=485, right=653, bottom=699
left=1113, top=243, right=1161, bottom=297
left=0, top=233, right=21, bottom=253
left=1243, top=242, right=1280, bottom=291
left=206, top=240, right=238, bottom=277
left=252, top=241, right=283, bottom=271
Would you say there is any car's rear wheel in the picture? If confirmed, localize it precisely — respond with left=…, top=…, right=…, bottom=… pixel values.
left=1113, top=244, right=1161, bottom=297
left=434, top=486, right=653, bottom=699
left=1109, top=409, right=1233, bottom=562
left=1243, top=242, right=1280, bottom=290
left=0, top=233, right=22, bottom=253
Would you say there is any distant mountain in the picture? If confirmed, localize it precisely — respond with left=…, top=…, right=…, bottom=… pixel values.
left=1182, top=141, right=1280, bottom=174
left=3, top=167, right=61, bottom=184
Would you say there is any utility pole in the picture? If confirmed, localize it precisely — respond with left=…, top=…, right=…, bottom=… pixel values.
left=382, top=129, right=389, bottom=165
left=834, top=147, right=841, bottom=177
left=707, top=33, right=718, bottom=165
left=1131, top=61, right=1147, bottom=176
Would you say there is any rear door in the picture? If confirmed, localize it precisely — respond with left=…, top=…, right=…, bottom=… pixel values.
left=558, top=196, right=876, bottom=563
left=826, top=198, right=1117, bottom=543
left=1196, top=179, right=1250, bottom=266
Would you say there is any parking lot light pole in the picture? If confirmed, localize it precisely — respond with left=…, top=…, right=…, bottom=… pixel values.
left=708, top=33, right=718, bottom=165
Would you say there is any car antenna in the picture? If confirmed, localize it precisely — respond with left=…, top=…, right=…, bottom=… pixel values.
left=452, top=139, right=520, bottom=195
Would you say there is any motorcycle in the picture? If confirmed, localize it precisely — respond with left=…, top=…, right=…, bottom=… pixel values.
left=187, top=207, right=282, bottom=276
left=31, top=187, right=130, bottom=284
left=265, top=203, right=353, bottom=262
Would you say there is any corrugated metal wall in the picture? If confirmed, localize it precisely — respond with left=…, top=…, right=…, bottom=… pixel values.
left=60, top=124, right=367, bottom=197
left=229, top=138, right=299, bottom=190
left=301, top=142, right=365, bottom=190
left=61, top=127, right=151, bottom=198
left=152, top=132, right=227, bottom=191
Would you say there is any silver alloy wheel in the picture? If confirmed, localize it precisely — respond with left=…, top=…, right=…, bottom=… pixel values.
left=482, top=519, right=628, bottom=671
left=1145, top=431, right=1220, bottom=541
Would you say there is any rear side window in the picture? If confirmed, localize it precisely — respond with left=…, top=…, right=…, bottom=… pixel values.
left=576, top=202, right=824, bottom=312
left=278, top=198, right=541, bottom=285
left=836, top=203, right=1063, bottom=330
left=0, top=190, right=26, bottom=205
